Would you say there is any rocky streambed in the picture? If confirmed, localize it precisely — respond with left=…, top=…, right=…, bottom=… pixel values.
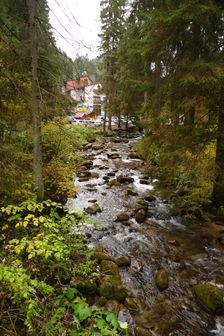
left=67, top=130, right=224, bottom=336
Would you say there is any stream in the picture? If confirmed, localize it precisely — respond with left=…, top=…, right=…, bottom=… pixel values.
left=67, top=130, right=224, bottom=336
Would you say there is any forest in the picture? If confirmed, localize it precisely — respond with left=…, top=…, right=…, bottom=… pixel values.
left=0, top=0, right=224, bottom=335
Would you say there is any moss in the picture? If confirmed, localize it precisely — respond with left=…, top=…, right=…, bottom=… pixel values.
left=100, top=260, right=120, bottom=279
left=194, top=283, right=224, bottom=314
left=155, top=269, right=169, bottom=290
left=93, top=251, right=115, bottom=263
left=98, top=275, right=127, bottom=302
left=71, top=278, right=97, bottom=294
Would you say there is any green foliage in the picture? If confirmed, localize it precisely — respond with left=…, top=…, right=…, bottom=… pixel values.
left=135, top=135, right=215, bottom=211
left=0, top=199, right=127, bottom=335
left=41, top=120, right=98, bottom=203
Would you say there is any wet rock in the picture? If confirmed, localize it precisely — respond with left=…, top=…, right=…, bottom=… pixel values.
left=108, top=179, right=121, bottom=187
left=77, top=171, right=91, bottom=178
left=86, top=187, right=97, bottom=192
left=115, top=213, right=130, bottom=222
left=85, top=232, right=92, bottom=239
left=123, top=221, right=131, bottom=226
left=85, top=203, right=101, bottom=214
left=193, top=283, right=224, bottom=314
left=126, top=189, right=138, bottom=196
left=81, top=160, right=93, bottom=169
left=112, top=138, right=122, bottom=143
left=91, top=172, right=100, bottom=178
left=134, top=326, right=151, bottom=336
left=155, top=269, right=169, bottom=290
left=107, top=153, right=121, bottom=159
left=105, top=299, right=120, bottom=314
left=107, top=172, right=116, bottom=177
left=83, top=143, right=92, bottom=150
left=135, top=209, right=147, bottom=223
left=128, top=153, right=141, bottom=160
left=139, top=179, right=150, bottom=185
left=78, top=177, right=90, bottom=182
left=143, top=193, right=156, bottom=202
left=124, top=297, right=141, bottom=314
left=88, top=199, right=97, bottom=203
left=115, top=256, right=131, bottom=267
left=92, top=143, right=102, bottom=150
left=135, top=311, right=158, bottom=329
left=117, top=175, right=134, bottom=184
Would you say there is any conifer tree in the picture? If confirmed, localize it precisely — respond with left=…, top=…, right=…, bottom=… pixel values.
left=100, top=0, right=126, bottom=129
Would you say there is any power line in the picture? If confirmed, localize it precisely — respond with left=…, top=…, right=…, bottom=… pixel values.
left=50, top=0, right=97, bottom=52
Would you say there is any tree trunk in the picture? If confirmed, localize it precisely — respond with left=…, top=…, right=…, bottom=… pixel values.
left=152, top=60, right=161, bottom=130
left=118, top=110, right=121, bottom=129
left=28, top=0, right=44, bottom=200
left=108, top=114, right=112, bottom=130
left=103, top=110, right=107, bottom=133
left=213, top=90, right=224, bottom=206
left=185, top=106, right=195, bottom=131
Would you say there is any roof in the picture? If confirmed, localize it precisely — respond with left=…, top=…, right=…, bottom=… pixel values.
left=74, top=112, right=85, bottom=119
left=64, top=75, right=93, bottom=91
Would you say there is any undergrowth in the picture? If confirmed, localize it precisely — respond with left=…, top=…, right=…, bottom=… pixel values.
left=0, top=118, right=100, bottom=206
left=134, top=129, right=215, bottom=212
left=0, top=198, right=127, bottom=335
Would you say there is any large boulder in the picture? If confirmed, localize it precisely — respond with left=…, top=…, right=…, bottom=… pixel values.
left=194, top=283, right=224, bottom=314
left=100, top=260, right=120, bottom=278
left=98, top=260, right=128, bottom=302
left=98, top=276, right=128, bottom=302
left=155, top=269, right=169, bottom=290
left=135, top=209, right=147, bottom=223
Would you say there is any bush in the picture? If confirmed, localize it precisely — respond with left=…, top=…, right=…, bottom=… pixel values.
left=0, top=199, right=128, bottom=335
left=134, top=133, right=215, bottom=210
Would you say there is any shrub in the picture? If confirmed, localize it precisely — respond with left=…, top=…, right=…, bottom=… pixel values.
left=0, top=199, right=127, bottom=335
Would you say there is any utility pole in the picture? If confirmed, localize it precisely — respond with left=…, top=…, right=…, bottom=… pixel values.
left=28, top=0, right=44, bottom=200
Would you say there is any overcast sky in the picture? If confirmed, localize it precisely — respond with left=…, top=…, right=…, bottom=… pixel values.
left=47, top=0, right=101, bottom=60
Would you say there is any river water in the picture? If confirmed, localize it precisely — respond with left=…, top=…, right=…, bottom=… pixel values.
left=67, top=130, right=224, bottom=336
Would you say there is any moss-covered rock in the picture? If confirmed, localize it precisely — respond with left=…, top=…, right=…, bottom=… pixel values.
left=155, top=269, right=169, bottom=290
left=115, top=213, right=130, bottom=222
left=115, top=256, right=131, bottom=267
left=134, top=326, right=152, bottom=336
left=135, top=311, right=158, bottom=329
left=124, top=297, right=141, bottom=314
left=70, top=278, right=97, bottom=294
left=93, top=251, right=115, bottom=263
left=98, top=275, right=128, bottom=302
left=105, top=299, right=120, bottom=314
left=194, top=283, right=224, bottom=314
left=100, top=260, right=120, bottom=277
